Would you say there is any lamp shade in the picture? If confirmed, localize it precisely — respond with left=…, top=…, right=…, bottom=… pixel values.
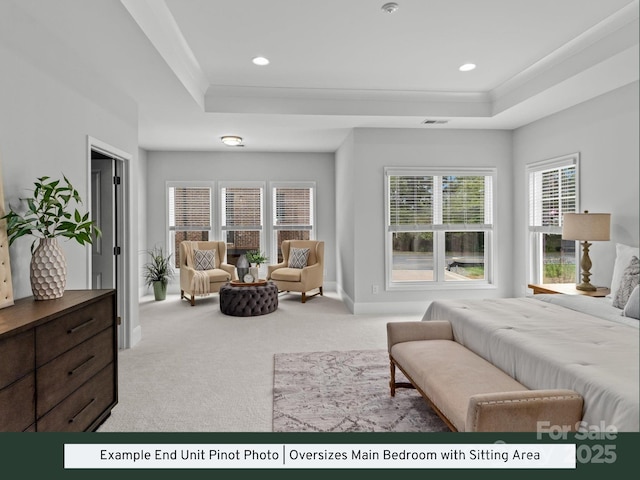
left=562, top=212, right=611, bottom=241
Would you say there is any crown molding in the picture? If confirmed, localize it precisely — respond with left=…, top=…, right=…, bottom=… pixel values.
left=491, top=1, right=639, bottom=112
left=205, top=85, right=492, bottom=117
left=120, top=0, right=208, bottom=110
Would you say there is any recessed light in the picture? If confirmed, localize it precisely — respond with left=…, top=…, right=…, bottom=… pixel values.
left=252, top=56, right=270, bottom=66
left=459, top=63, right=476, bottom=72
left=221, top=136, right=243, bottom=146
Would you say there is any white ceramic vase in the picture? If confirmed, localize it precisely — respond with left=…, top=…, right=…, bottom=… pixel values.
left=249, top=265, right=259, bottom=281
left=30, top=237, right=67, bottom=300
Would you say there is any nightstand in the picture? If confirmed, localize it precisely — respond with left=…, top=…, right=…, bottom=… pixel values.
left=528, top=283, right=610, bottom=297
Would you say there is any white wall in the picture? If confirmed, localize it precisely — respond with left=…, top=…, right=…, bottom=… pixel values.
left=513, top=81, right=640, bottom=294
left=0, top=4, right=141, bottom=347
left=137, top=148, right=149, bottom=298
left=338, top=128, right=513, bottom=314
left=335, top=131, right=356, bottom=308
left=144, top=151, right=336, bottom=293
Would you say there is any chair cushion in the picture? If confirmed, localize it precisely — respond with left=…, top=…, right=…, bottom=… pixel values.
left=206, top=268, right=231, bottom=282
left=270, top=268, right=302, bottom=282
left=288, top=247, right=310, bottom=269
left=194, top=249, right=216, bottom=270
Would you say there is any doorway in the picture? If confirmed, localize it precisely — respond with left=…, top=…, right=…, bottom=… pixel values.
left=90, top=145, right=127, bottom=350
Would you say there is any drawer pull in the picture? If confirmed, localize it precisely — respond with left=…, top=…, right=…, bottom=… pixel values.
left=67, top=318, right=97, bottom=334
left=68, top=355, right=95, bottom=376
left=68, top=398, right=96, bottom=424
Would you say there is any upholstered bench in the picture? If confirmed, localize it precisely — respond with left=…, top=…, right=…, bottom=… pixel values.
left=219, top=281, right=278, bottom=317
left=387, top=321, right=584, bottom=432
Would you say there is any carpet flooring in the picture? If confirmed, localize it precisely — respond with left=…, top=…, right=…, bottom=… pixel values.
left=272, top=349, right=449, bottom=432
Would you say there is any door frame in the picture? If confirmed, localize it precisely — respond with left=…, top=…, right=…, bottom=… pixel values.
left=87, top=136, right=132, bottom=349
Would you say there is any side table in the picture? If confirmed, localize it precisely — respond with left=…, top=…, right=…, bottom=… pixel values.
left=528, top=283, right=610, bottom=297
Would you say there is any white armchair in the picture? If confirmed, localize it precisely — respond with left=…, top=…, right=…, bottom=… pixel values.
left=267, top=240, right=324, bottom=303
left=179, top=241, right=237, bottom=306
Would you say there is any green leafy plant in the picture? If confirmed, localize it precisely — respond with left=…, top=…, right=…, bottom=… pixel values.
left=245, top=250, right=268, bottom=266
left=2, top=175, right=100, bottom=251
left=143, top=246, right=174, bottom=287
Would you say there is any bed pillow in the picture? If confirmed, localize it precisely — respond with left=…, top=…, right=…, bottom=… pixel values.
left=288, top=247, right=310, bottom=269
left=623, top=285, right=640, bottom=320
left=612, top=256, right=639, bottom=309
left=609, top=243, right=639, bottom=300
left=194, top=249, right=216, bottom=270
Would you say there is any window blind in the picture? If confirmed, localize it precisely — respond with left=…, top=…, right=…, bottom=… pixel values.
left=221, top=187, right=263, bottom=230
left=442, top=175, right=491, bottom=225
left=529, top=164, right=576, bottom=231
left=388, top=174, right=492, bottom=231
left=169, top=187, right=211, bottom=231
left=273, top=187, right=313, bottom=230
left=388, top=175, right=434, bottom=228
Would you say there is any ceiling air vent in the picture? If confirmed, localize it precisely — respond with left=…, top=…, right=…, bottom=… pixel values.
left=422, top=119, right=449, bottom=125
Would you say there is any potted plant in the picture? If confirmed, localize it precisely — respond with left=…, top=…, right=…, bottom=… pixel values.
left=143, top=246, right=174, bottom=301
left=245, top=250, right=268, bottom=281
left=245, top=250, right=268, bottom=267
left=2, top=175, right=100, bottom=300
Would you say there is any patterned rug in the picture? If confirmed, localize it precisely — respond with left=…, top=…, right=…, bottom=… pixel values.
left=272, top=349, right=449, bottom=432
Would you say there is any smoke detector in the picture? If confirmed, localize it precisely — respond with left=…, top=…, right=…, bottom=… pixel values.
left=381, top=2, right=399, bottom=14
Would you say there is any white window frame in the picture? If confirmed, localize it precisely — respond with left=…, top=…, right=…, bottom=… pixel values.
left=219, top=181, right=265, bottom=263
left=384, top=167, right=496, bottom=291
left=526, top=153, right=580, bottom=284
left=268, top=181, right=316, bottom=263
left=166, top=181, right=215, bottom=267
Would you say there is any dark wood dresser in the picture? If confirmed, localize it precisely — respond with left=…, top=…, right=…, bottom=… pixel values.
left=0, top=289, right=117, bottom=432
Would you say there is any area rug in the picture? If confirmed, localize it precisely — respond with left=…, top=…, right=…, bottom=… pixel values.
left=272, top=349, right=449, bottom=432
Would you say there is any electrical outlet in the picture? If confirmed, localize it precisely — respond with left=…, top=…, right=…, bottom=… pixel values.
left=372, top=285, right=379, bottom=294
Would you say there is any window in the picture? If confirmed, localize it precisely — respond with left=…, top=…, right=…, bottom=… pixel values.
left=385, top=168, right=495, bottom=289
left=527, top=154, right=579, bottom=284
left=271, top=183, right=315, bottom=263
left=168, top=183, right=213, bottom=268
left=221, top=183, right=264, bottom=265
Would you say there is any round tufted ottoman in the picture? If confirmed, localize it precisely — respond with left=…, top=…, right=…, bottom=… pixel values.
left=219, top=281, right=279, bottom=317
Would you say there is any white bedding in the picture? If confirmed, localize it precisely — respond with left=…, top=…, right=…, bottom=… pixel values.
left=422, top=296, right=639, bottom=431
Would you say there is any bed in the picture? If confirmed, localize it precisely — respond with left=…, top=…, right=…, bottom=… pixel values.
left=422, top=293, right=639, bottom=431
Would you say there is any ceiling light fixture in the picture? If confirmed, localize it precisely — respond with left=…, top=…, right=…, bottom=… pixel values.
left=252, top=56, right=270, bottom=66
left=221, top=136, right=243, bottom=146
left=381, top=2, right=399, bottom=14
left=459, top=63, right=477, bottom=72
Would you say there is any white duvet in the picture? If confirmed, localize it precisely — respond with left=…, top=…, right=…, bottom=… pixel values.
left=423, top=296, right=639, bottom=431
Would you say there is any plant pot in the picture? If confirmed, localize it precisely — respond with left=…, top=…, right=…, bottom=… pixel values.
left=153, top=281, right=167, bottom=301
left=30, top=238, right=67, bottom=300
left=249, top=265, right=259, bottom=280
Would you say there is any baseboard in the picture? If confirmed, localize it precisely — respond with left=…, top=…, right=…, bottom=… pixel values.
left=131, top=325, right=142, bottom=348
left=352, top=300, right=431, bottom=316
left=336, top=285, right=355, bottom=313
left=335, top=285, right=430, bottom=315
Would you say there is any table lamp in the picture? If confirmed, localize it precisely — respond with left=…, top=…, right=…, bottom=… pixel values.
left=562, top=210, right=611, bottom=291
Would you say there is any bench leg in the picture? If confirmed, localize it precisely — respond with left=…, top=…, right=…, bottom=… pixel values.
left=389, top=356, right=416, bottom=394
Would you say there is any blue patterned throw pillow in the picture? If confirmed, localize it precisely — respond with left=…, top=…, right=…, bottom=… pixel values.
left=288, top=247, right=310, bottom=269
left=194, top=249, right=216, bottom=270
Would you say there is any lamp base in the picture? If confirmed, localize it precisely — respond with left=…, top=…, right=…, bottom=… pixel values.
left=575, top=282, right=596, bottom=292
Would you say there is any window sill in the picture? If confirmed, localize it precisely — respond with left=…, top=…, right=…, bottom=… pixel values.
left=385, top=282, right=497, bottom=292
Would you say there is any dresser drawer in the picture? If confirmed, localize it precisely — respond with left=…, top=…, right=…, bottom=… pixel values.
left=0, top=329, right=34, bottom=389
left=35, top=296, right=114, bottom=366
left=0, top=373, right=36, bottom=432
left=37, top=363, right=115, bottom=432
left=36, top=327, right=114, bottom=417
